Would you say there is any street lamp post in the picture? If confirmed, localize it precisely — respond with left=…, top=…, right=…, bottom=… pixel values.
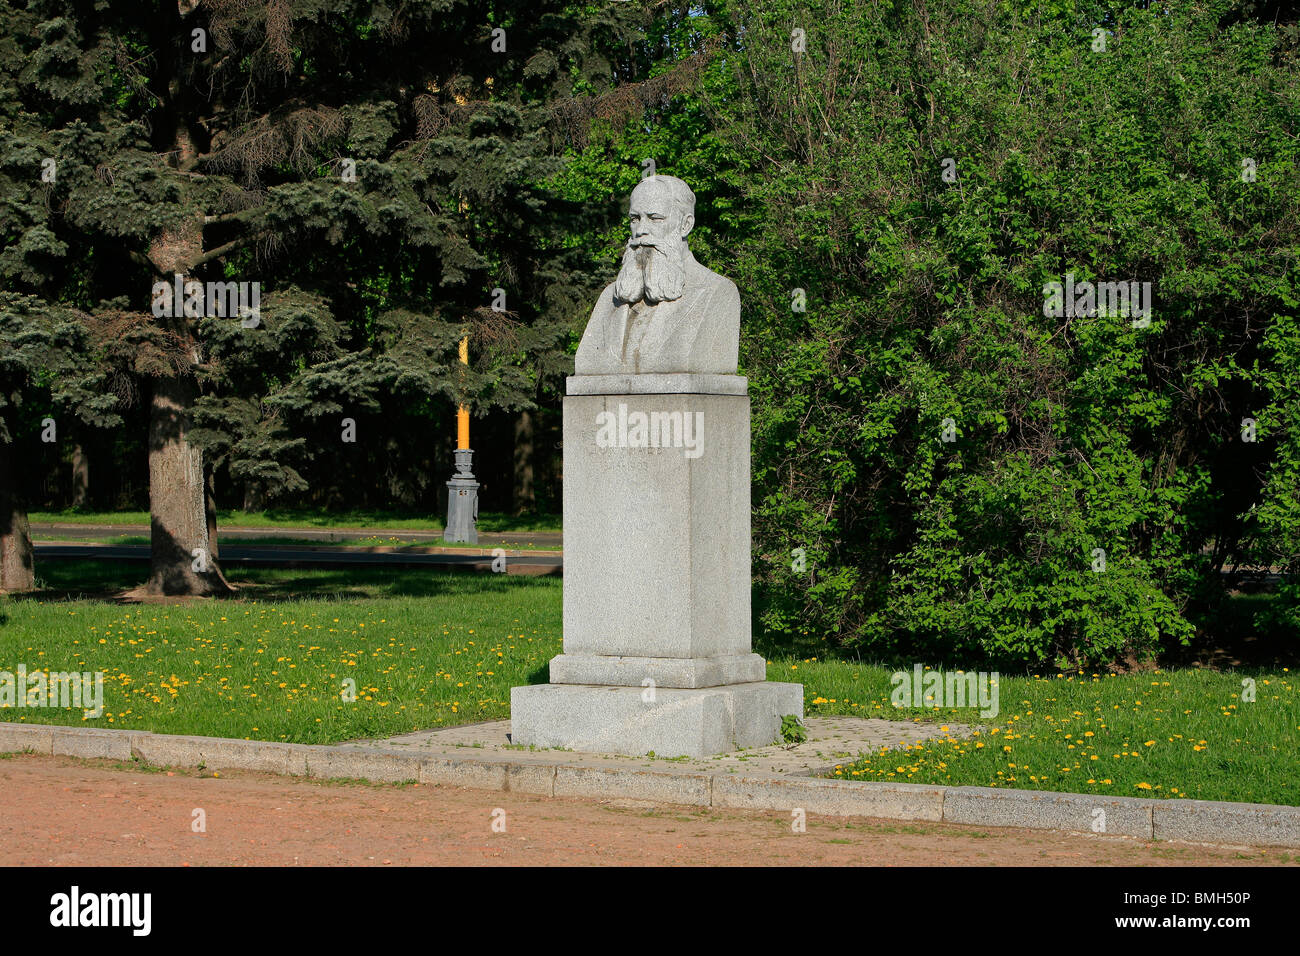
left=444, top=335, right=479, bottom=543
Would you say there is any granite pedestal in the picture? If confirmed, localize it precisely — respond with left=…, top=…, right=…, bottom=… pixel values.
left=511, top=373, right=802, bottom=757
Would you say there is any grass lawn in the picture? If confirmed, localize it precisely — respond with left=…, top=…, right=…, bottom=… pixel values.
left=28, top=508, right=562, bottom=534
left=3, top=561, right=1296, bottom=806
left=2, top=563, right=561, bottom=744
left=795, top=659, right=1298, bottom=807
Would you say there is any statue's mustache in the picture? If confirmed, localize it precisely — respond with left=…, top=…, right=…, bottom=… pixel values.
left=631, top=245, right=659, bottom=269
left=614, top=238, right=686, bottom=305
left=626, top=238, right=670, bottom=265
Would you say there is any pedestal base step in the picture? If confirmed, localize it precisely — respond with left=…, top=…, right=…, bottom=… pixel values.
left=510, top=681, right=804, bottom=758
left=547, top=653, right=766, bottom=688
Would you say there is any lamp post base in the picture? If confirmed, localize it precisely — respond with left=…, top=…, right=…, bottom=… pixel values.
left=444, top=448, right=479, bottom=544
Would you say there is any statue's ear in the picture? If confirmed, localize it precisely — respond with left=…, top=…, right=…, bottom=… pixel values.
left=679, top=213, right=695, bottom=239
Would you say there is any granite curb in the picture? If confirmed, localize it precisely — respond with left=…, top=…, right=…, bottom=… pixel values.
left=4, top=721, right=1297, bottom=848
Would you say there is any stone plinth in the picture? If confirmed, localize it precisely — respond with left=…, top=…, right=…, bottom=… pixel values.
left=510, top=682, right=803, bottom=757
left=510, top=373, right=802, bottom=758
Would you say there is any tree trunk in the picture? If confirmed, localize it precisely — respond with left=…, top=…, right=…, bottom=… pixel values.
left=70, top=430, right=89, bottom=509
left=0, top=441, right=35, bottom=592
left=145, top=374, right=232, bottom=595
left=243, top=480, right=266, bottom=512
left=513, top=408, right=535, bottom=515
left=142, top=126, right=230, bottom=596
left=205, top=463, right=219, bottom=561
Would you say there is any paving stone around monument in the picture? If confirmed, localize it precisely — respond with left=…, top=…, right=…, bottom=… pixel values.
left=351, top=715, right=976, bottom=777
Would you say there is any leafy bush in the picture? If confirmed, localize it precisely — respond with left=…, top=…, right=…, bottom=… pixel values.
left=708, top=0, right=1300, bottom=667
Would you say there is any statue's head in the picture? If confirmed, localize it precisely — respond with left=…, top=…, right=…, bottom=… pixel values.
left=628, top=175, right=696, bottom=246
left=614, top=175, right=696, bottom=306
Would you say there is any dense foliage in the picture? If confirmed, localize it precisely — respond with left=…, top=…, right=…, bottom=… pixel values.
left=708, top=0, right=1300, bottom=666
left=1, top=0, right=670, bottom=589
left=4, top=0, right=1297, bottom=662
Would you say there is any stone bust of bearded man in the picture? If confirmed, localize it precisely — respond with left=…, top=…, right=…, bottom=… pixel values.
left=574, top=175, right=740, bottom=376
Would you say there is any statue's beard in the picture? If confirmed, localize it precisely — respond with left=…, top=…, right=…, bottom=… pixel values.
left=613, top=238, right=687, bottom=305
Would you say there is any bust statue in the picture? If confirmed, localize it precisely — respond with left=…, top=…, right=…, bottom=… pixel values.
left=574, top=175, right=740, bottom=375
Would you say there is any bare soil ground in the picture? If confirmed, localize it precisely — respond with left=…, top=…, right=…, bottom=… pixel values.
left=2, top=754, right=1294, bottom=866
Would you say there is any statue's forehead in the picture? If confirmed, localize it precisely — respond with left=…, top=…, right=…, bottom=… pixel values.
left=630, top=180, right=675, bottom=212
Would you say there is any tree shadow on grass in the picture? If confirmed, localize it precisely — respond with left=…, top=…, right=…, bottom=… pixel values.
left=226, top=566, right=560, bottom=602
left=17, top=559, right=147, bottom=602
left=11, top=559, right=560, bottom=605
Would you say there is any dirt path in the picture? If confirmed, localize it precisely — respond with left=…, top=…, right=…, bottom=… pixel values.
left=1, top=754, right=1292, bottom=866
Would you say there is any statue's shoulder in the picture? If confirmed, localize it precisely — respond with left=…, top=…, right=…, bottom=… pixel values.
left=690, top=259, right=740, bottom=308
left=590, top=280, right=619, bottom=315
left=692, top=258, right=729, bottom=286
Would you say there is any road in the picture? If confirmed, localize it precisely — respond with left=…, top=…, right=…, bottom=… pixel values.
left=30, top=523, right=563, bottom=571
left=33, top=542, right=562, bottom=572
left=29, top=522, right=562, bottom=548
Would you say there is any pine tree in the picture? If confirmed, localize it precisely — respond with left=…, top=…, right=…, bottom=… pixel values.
left=2, top=0, right=676, bottom=594
left=0, top=295, right=122, bottom=591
